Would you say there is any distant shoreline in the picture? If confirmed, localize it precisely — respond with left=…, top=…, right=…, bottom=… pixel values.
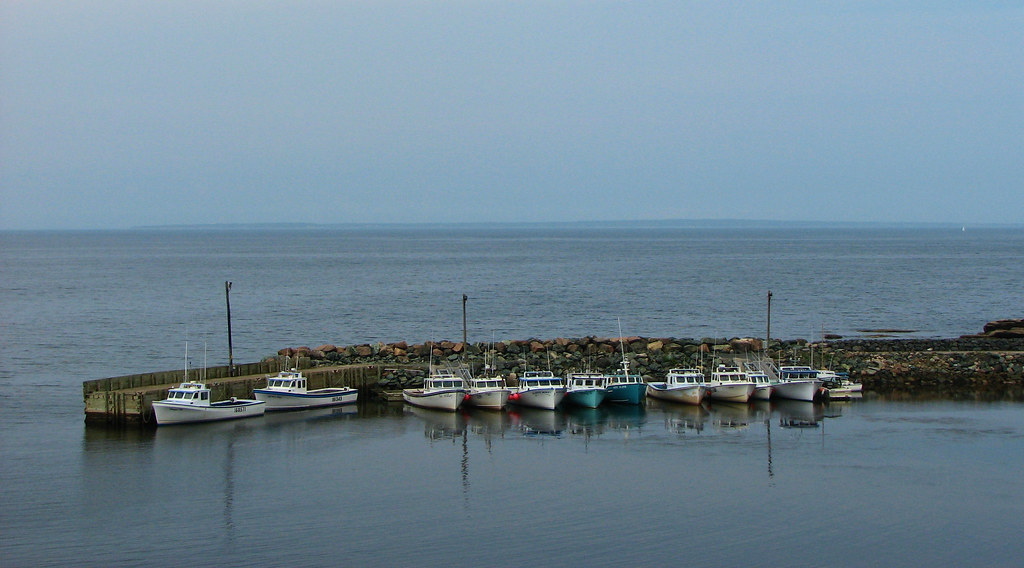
left=3, top=219, right=1022, bottom=234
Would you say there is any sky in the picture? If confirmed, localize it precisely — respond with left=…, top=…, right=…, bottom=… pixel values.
left=1, top=1, right=1022, bottom=230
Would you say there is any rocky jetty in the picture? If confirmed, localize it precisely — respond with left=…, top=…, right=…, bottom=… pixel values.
left=271, top=320, right=1024, bottom=399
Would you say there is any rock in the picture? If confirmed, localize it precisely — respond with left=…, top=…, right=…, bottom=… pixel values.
left=355, top=345, right=373, bottom=357
left=729, top=338, right=763, bottom=353
left=316, top=344, right=337, bottom=353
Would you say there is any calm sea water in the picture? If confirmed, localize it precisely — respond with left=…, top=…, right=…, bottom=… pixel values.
left=1, top=226, right=1023, bottom=566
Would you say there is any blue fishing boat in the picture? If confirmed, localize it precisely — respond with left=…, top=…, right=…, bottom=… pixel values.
left=604, top=358, right=646, bottom=405
left=563, top=372, right=608, bottom=408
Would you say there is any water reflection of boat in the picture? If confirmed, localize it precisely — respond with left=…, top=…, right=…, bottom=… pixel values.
left=507, top=407, right=565, bottom=438
left=563, top=406, right=607, bottom=437
left=775, top=399, right=823, bottom=428
left=261, top=404, right=357, bottom=426
left=463, top=407, right=510, bottom=435
left=709, top=401, right=752, bottom=430
left=603, top=404, right=646, bottom=432
left=406, top=405, right=467, bottom=440
left=647, top=398, right=708, bottom=434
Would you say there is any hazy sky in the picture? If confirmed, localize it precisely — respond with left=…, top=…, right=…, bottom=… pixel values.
left=2, top=1, right=1021, bottom=230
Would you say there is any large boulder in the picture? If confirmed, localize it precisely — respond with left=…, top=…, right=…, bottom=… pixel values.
left=982, top=319, right=1024, bottom=338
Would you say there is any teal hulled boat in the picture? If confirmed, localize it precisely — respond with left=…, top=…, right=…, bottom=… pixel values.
left=603, top=359, right=646, bottom=405
left=564, top=372, right=608, bottom=408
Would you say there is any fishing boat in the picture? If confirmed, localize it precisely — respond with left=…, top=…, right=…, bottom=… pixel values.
left=707, top=365, right=756, bottom=403
left=774, top=366, right=825, bottom=402
left=153, top=382, right=266, bottom=425
left=645, top=368, right=707, bottom=405
left=464, top=349, right=511, bottom=409
left=509, top=370, right=566, bottom=410
left=402, top=368, right=467, bottom=411
left=253, top=369, right=358, bottom=411
left=152, top=344, right=266, bottom=425
left=604, top=357, right=646, bottom=405
left=743, top=364, right=774, bottom=401
left=818, top=370, right=863, bottom=400
left=464, top=375, right=511, bottom=410
left=563, top=372, right=608, bottom=408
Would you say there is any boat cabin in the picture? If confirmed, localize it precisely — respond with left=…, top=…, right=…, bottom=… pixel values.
left=568, top=374, right=605, bottom=388
left=424, top=377, right=466, bottom=390
left=266, top=372, right=306, bottom=392
left=778, top=366, right=820, bottom=381
left=472, top=378, right=505, bottom=389
left=163, top=382, right=211, bottom=406
left=665, top=369, right=705, bottom=385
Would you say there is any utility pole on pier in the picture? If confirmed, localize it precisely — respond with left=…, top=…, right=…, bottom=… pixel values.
left=226, top=281, right=235, bottom=376
left=462, top=294, right=468, bottom=347
left=766, top=290, right=772, bottom=352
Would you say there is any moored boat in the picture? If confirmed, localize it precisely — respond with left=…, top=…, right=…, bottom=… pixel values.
left=604, top=358, right=646, bottom=405
left=402, top=368, right=467, bottom=411
left=509, top=370, right=566, bottom=410
left=464, top=375, right=511, bottom=410
left=253, top=369, right=358, bottom=411
left=707, top=365, right=756, bottom=403
left=818, top=370, right=863, bottom=400
left=745, top=367, right=774, bottom=401
left=153, top=381, right=266, bottom=425
left=774, top=366, right=824, bottom=402
left=564, top=372, right=608, bottom=408
left=646, top=368, right=707, bottom=405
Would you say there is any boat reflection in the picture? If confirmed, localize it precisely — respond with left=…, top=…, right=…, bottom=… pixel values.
left=406, top=405, right=467, bottom=440
left=709, top=401, right=752, bottom=431
left=507, top=407, right=565, bottom=438
left=646, top=398, right=708, bottom=435
left=774, top=399, right=823, bottom=428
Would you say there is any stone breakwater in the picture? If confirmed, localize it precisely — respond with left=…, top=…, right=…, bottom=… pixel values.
left=274, top=334, right=1024, bottom=398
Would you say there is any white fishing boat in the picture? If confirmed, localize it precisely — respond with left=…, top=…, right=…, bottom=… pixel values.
left=464, top=375, right=511, bottom=410
left=153, top=382, right=266, bottom=425
left=509, top=370, right=566, bottom=410
left=744, top=365, right=774, bottom=401
left=402, top=368, right=467, bottom=411
left=646, top=368, right=707, bottom=405
left=564, top=372, right=608, bottom=408
left=253, top=369, right=358, bottom=411
left=152, top=343, right=266, bottom=425
left=707, top=365, right=756, bottom=403
left=774, top=366, right=825, bottom=402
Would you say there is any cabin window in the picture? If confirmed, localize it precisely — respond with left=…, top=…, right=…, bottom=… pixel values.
left=201, top=392, right=208, bottom=400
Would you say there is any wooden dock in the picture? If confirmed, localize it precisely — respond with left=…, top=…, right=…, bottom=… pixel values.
left=83, top=360, right=416, bottom=426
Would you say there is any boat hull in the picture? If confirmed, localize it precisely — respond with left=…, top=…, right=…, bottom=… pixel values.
left=708, top=383, right=756, bottom=403
left=402, top=389, right=464, bottom=411
left=646, top=383, right=705, bottom=405
left=564, top=388, right=607, bottom=409
left=605, top=383, right=645, bottom=405
left=772, top=380, right=822, bottom=402
left=253, top=388, right=358, bottom=411
left=464, top=389, right=510, bottom=410
left=751, top=385, right=774, bottom=401
left=511, top=388, right=565, bottom=410
left=152, top=399, right=266, bottom=425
